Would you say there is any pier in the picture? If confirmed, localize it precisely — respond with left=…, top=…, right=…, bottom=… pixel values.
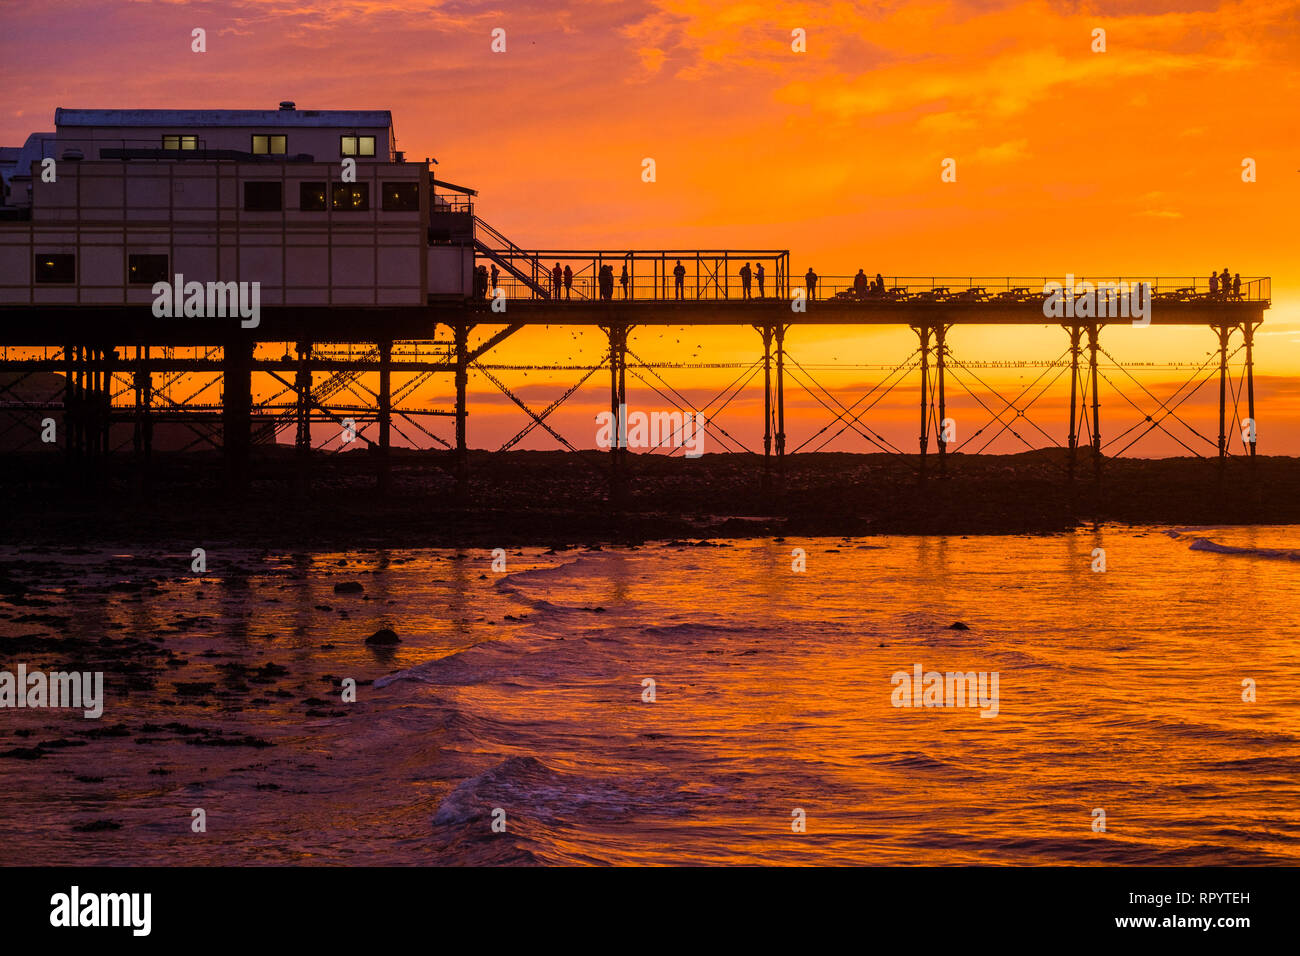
left=0, top=273, right=1269, bottom=497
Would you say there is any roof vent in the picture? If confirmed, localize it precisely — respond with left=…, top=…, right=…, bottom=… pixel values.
left=278, top=101, right=296, bottom=111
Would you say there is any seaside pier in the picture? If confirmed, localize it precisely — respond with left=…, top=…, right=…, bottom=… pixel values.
left=0, top=106, right=1271, bottom=500
left=0, top=275, right=1270, bottom=498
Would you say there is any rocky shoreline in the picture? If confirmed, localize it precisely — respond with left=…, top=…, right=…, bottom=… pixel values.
left=0, top=447, right=1291, bottom=549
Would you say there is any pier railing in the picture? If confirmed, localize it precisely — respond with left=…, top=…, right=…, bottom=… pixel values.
left=480, top=272, right=1270, bottom=306
left=807, top=276, right=1270, bottom=304
left=476, top=249, right=791, bottom=302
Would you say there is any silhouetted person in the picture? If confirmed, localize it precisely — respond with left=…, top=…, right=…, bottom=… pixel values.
left=490, top=263, right=500, bottom=295
left=620, top=264, right=629, bottom=298
left=854, top=269, right=868, bottom=298
left=740, top=262, right=752, bottom=299
left=552, top=263, right=562, bottom=300
left=563, top=265, right=573, bottom=300
left=1233, top=273, right=1242, bottom=299
left=755, top=263, right=765, bottom=298
left=1221, top=267, right=1231, bottom=297
left=1209, top=271, right=1219, bottom=296
left=805, top=267, right=818, bottom=300
left=603, top=265, right=615, bottom=300
left=876, top=272, right=885, bottom=294
left=673, top=260, right=686, bottom=299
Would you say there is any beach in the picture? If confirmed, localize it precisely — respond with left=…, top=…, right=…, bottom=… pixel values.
left=2, top=526, right=1298, bottom=865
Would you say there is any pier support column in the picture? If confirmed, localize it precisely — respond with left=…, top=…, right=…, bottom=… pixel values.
left=1086, top=324, right=1102, bottom=484
left=936, top=323, right=948, bottom=477
left=453, top=322, right=470, bottom=502
left=132, top=346, right=152, bottom=495
left=88, top=348, right=100, bottom=465
left=916, top=324, right=931, bottom=479
left=64, top=345, right=79, bottom=486
left=86, top=347, right=101, bottom=467
left=605, top=324, right=629, bottom=502
left=1216, top=324, right=1232, bottom=462
left=85, top=347, right=97, bottom=465
left=775, top=323, right=787, bottom=483
left=378, top=339, right=392, bottom=494
left=294, top=342, right=311, bottom=455
left=293, top=341, right=312, bottom=491
left=223, top=338, right=254, bottom=493
left=1065, top=326, right=1082, bottom=482
left=133, top=346, right=151, bottom=457
left=757, top=324, right=774, bottom=492
left=100, top=348, right=115, bottom=480
left=1244, top=321, right=1257, bottom=466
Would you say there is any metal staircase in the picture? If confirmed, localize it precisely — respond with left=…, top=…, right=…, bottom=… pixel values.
left=472, top=216, right=552, bottom=299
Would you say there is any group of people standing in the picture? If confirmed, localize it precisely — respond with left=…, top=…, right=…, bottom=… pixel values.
left=473, top=263, right=495, bottom=300
left=549, top=262, right=631, bottom=300
left=735, top=262, right=768, bottom=299
left=594, top=263, right=627, bottom=301
left=1209, top=268, right=1243, bottom=298
left=851, top=269, right=888, bottom=298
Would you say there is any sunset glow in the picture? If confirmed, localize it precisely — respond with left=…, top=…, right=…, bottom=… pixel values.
left=4, top=0, right=1297, bottom=454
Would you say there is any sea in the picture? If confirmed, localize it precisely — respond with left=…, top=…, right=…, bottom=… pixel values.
left=1, top=525, right=1297, bottom=865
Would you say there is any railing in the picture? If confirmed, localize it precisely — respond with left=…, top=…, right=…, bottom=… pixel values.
left=473, top=217, right=552, bottom=297
left=471, top=268, right=1268, bottom=306
left=432, top=194, right=473, bottom=214
left=475, top=250, right=791, bottom=301
left=802, top=276, right=1271, bottom=305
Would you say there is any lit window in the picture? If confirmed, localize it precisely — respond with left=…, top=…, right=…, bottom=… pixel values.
left=340, top=135, right=376, bottom=157
left=382, top=182, right=420, bottom=211
left=35, top=254, right=75, bottom=283
left=299, top=182, right=327, bottom=211
left=162, top=135, right=197, bottom=150
left=252, top=135, right=287, bottom=155
left=128, top=254, right=168, bottom=284
left=331, top=182, right=370, bottom=211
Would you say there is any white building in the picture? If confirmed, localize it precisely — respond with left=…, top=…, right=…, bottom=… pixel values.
left=0, top=103, right=474, bottom=307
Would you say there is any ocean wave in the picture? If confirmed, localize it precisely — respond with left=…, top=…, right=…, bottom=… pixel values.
left=374, top=640, right=519, bottom=688
left=433, top=756, right=561, bottom=826
left=874, top=751, right=988, bottom=777
left=495, top=552, right=620, bottom=590
left=1096, top=715, right=1299, bottom=747
left=432, top=755, right=689, bottom=834
left=639, top=622, right=768, bottom=640
left=1187, top=537, right=1300, bottom=561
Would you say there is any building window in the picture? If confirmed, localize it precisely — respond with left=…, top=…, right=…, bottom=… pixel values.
left=251, top=134, right=287, bottom=155
left=128, top=254, right=169, bottom=284
left=34, top=254, right=75, bottom=283
left=340, top=135, right=376, bottom=157
left=162, top=134, right=198, bottom=150
left=332, top=182, right=370, bottom=211
left=243, top=181, right=283, bottom=211
left=299, top=182, right=327, bottom=211
left=382, top=182, right=420, bottom=212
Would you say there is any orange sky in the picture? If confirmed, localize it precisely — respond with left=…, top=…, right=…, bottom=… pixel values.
left=5, top=0, right=1298, bottom=455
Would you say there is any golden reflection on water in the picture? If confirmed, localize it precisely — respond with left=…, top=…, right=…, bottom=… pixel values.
left=0, top=527, right=1297, bottom=865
